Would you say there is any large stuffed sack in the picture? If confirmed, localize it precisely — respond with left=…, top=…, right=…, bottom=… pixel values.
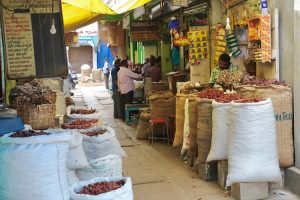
left=67, top=131, right=89, bottom=170
left=47, top=129, right=89, bottom=170
left=181, top=98, right=190, bottom=156
left=70, top=177, right=133, bottom=200
left=81, top=126, right=126, bottom=160
left=173, top=94, right=188, bottom=147
left=226, top=99, right=282, bottom=186
left=206, top=101, right=230, bottom=162
left=255, top=85, right=294, bottom=167
left=136, top=111, right=150, bottom=140
left=0, top=132, right=71, bottom=200
left=68, top=170, right=80, bottom=186
left=188, top=97, right=198, bottom=158
left=150, top=97, right=176, bottom=121
left=195, top=98, right=213, bottom=165
left=76, top=154, right=122, bottom=181
left=234, top=84, right=255, bottom=98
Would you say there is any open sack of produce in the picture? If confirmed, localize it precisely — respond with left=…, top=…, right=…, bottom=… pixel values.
left=0, top=130, right=71, bottom=200
left=77, top=154, right=122, bottom=181
left=194, top=89, right=224, bottom=166
left=80, top=126, right=126, bottom=160
left=206, top=94, right=242, bottom=162
left=235, top=79, right=294, bottom=167
left=226, top=98, right=282, bottom=186
left=62, top=119, right=100, bottom=129
left=10, top=80, right=56, bottom=130
left=67, top=106, right=102, bottom=120
left=70, top=177, right=133, bottom=200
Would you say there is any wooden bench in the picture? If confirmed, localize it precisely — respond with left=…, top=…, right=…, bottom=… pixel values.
left=125, top=104, right=149, bottom=125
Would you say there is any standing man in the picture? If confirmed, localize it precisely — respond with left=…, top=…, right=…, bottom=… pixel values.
left=111, top=58, right=121, bottom=118
left=209, top=53, right=237, bottom=88
left=142, top=55, right=157, bottom=77
left=103, top=58, right=110, bottom=89
left=118, top=59, right=142, bottom=121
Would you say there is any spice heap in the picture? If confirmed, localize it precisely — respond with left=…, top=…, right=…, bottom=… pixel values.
left=216, top=70, right=245, bottom=87
left=71, top=108, right=96, bottom=115
left=215, top=94, right=242, bottom=103
left=241, top=78, right=287, bottom=86
left=10, top=130, right=49, bottom=138
left=235, top=97, right=265, bottom=103
left=61, top=119, right=98, bottom=129
left=81, top=130, right=106, bottom=137
left=77, top=181, right=124, bottom=195
left=11, top=80, right=55, bottom=105
left=197, top=89, right=224, bottom=99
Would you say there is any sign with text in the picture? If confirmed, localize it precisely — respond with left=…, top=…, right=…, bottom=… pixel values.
left=65, top=32, right=79, bottom=47
left=1, top=0, right=67, bottom=79
left=130, top=20, right=161, bottom=41
left=3, top=13, right=36, bottom=79
left=172, top=0, right=189, bottom=7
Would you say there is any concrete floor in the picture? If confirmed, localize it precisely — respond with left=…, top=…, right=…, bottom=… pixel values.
left=74, top=84, right=300, bottom=200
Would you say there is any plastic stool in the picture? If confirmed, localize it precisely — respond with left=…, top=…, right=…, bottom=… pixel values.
left=148, top=119, right=169, bottom=145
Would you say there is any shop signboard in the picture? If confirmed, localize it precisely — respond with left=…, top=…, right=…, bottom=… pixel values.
left=220, top=0, right=246, bottom=8
left=130, top=20, right=161, bottom=41
left=65, top=32, right=79, bottom=47
left=1, top=0, right=67, bottom=79
left=172, top=0, right=189, bottom=7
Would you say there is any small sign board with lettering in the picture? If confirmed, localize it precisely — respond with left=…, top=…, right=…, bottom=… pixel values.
left=172, top=0, right=189, bottom=7
left=1, top=0, right=67, bottom=79
left=130, top=20, right=161, bottom=41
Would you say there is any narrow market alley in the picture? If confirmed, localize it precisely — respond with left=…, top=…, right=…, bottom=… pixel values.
left=73, top=83, right=299, bottom=200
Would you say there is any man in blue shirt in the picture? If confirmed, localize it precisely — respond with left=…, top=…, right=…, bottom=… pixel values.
left=111, top=58, right=121, bottom=118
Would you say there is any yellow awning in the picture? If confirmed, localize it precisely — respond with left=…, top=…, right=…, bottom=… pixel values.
left=62, top=0, right=153, bottom=32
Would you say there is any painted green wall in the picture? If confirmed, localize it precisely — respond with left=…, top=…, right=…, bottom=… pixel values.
left=161, top=41, right=172, bottom=80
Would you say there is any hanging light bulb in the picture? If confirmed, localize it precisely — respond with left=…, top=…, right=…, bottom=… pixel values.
left=50, top=18, right=56, bottom=34
left=225, top=0, right=231, bottom=32
left=225, top=17, right=231, bottom=31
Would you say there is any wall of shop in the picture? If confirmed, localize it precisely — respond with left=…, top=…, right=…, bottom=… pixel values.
left=161, top=41, right=172, bottom=80
left=144, top=43, right=158, bottom=60
left=294, top=8, right=300, bottom=169
left=276, top=0, right=294, bottom=85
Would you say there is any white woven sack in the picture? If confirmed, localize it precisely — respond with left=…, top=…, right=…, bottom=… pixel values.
left=68, top=170, right=80, bottom=186
left=47, top=129, right=89, bottom=170
left=0, top=132, right=71, bottom=200
left=70, top=177, right=133, bottom=200
left=181, top=98, right=190, bottom=156
left=81, top=126, right=126, bottom=160
left=226, top=99, right=282, bottom=186
left=206, top=101, right=230, bottom=162
left=77, top=154, right=122, bottom=181
left=67, top=106, right=102, bottom=120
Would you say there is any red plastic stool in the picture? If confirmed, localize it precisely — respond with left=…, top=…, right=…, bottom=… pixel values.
left=149, top=119, right=169, bottom=145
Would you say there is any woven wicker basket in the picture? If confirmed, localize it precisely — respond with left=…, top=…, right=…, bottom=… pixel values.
left=17, top=104, right=56, bottom=130
left=45, top=92, right=57, bottom=104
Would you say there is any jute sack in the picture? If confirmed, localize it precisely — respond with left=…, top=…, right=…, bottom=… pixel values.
left=196, top=98, right=213, bottom=164
left=255, top=85, right=294, bottom=167
left=188, top=96, right=198, bottom=157
left=173, top=94, right=189, bottom=147
left=136, top=112, right=150, bottom=140
left=235, top=84, right=255, bottom=98
left=150, top=97, right=176, bottom=121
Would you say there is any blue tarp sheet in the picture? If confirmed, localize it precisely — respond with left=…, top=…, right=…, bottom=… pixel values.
left=97, top=43, right=114, bottom=69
